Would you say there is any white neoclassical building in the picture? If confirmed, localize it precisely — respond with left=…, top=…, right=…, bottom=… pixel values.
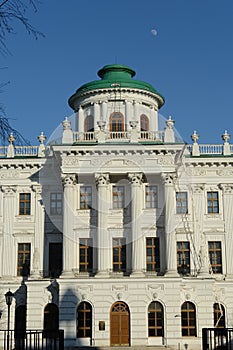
left=0, top=64, right=232, bottom=350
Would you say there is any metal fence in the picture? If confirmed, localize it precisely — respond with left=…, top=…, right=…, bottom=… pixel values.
left=0, top=330, right=64, bottom=350
left=202, top=328, right=233, bottom=350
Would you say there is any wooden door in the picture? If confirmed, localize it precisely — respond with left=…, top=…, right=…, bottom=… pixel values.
left=110, top=301, right=130, bottom=346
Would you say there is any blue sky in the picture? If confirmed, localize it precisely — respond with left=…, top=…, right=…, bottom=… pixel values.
left=1, top=0, right=233, bottom=144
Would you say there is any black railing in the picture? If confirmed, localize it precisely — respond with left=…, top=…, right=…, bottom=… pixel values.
left=0, top=330, right=64, bottom=350
left=202, top=328, right=233, bottom=350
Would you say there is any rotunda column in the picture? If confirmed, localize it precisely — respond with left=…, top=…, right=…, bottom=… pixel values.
left=128, top=172, right=145, bottom=276
left=162, top=173, right=179, bottom=276
left=1, top=186, right=16, bottom=277
left=133, top=101, right=140, bottom=127
left=93, top=102, right=100, bottom=131
left=77, top=106, right=84, bottom=135
left=101, top=101, right=108, bottom=122
left=150, top=106, right=158, bottom=133
left=61, top=174, right=77, bottom=277
left=95, top=173, right=111, bottom=276
left=219, top=184, right=233, bottom=278
left=30, top=185, right=45, bottom=278
left=125, top=100, right=133, bottom=130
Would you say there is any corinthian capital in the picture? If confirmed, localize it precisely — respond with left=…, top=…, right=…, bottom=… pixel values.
left=95, top=173, right=110, bottom=186
left=1, top=186, right=17, bottom=195
left=219, top=183, right=233, bottom=194
left=161, top=173, right=177, bottom=186
left=128, top=172, right=143, bottom=185
left=62, top=174, right=77, bottom=187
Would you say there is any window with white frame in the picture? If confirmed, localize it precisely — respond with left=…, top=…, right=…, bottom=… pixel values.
left=50, top=193, right=62, bottom=215
left=176, top=192, right=188, bottom=214
left=145, top=185, right=158, bottom=208
left=207, top=191, right=219, bottom=213
left=80, top=186, right=92, bottom=209
left=112, top=186, right=125, bottom=209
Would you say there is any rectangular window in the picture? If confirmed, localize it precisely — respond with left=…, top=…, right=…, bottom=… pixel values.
left=176, top=192, right=188, bottom=214
left=113, top=186, right=125, bottom=209
left=19, top=193, right=31, bottom=215
left=208, top=241, right=222, bottom=273
left=17, top=243, right=31, bottom=276
left=79, top=238, right=93, bottom=273
left=112, top=238, right=126, bottom=272
left=50, top=193, right=62, bottom=215
left=146, top=237, right=160, bottom=272
left=80, top=186, right=92, bottom=209
left=177, top=242, right=190, bottom=274
left=146, top=185, right=158, bottom=208
left=207, top=191, right=219, bottom=213
left=49, top=243, right=62, bottom=278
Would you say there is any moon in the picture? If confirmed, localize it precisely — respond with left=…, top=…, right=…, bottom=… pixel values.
left=151, top=29, right=158, bottom=36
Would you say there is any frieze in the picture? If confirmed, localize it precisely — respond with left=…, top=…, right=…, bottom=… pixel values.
left=217, top=169, right=233, bottom=176
left=157, top=156, right=174, bottom=165
left=0, top=169, right=20, bottom=178
left=62, top=156, right=79, bottom=166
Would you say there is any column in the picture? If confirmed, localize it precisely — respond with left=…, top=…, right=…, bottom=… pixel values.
left=150, top=106, right=158, bottom=132
left=133, top=101, right=140, bottom=127
left=162, top=173, right=179, bottom=276
left=61, top=174, right=77, bottom=277
left=30, top=185, right=45, bottom=278
left=94, top=102, right=100, bottom=131
left=101, top=101, right=108, bottom=122
left=128, top=173, right=144, bottom=276
left=95, top=173, right=111, bottom=276
left=1, top=186, right=16, bottom=277
left=78, top=106, right=84, bottom=134
left=191, top=184, right=209, bottom=276
left=219, top=184, right=233, bottom=278
left=125, top=100, right=132, bottom=130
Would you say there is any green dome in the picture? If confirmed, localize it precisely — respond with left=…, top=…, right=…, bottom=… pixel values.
left=69, top=64, right=165, bottom=108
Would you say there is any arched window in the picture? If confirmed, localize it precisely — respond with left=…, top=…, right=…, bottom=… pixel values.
left=148, top=301, right=164, bottom=337
left=44, top=303, right=59, bottom=333
left=181, top=302, right=196, bottom=337
left=214, top=303, right=226, bottom=328
left=84, top=115, right=94, bottom=132
left=140, top=114, right=149, bottom=131
left=77, top=302, right=92, bottom=338
left=110, top=112, right=124, bottom=132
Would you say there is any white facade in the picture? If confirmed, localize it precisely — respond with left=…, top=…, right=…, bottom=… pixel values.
left=0, top=64, right=232, bottom=349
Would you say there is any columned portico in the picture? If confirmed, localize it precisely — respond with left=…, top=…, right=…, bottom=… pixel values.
left=162, top=173, right=179, bottom=276
left=128, top=172, right=145, bottom=276
left=95, top=173, right=111, bottom=276
left=61, top=174, right=77, bottom=277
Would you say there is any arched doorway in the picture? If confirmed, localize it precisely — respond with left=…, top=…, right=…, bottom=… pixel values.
left=15, top=305, right=26, bottom=349
left=110, top=301, right=130, bottom=346
left=44, top=303, right=59, bottom=335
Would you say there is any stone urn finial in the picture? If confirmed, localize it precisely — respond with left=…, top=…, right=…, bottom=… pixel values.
left=8, top=132, right=15, bottom=145
left=62, top=117, right=71, bottom=130
left=166, top=116, right=175, bottom=129
left=222, top=130, right=230, bottom=143
left=38, top=132, right=46, bottom=145
left=191, top=130, right=199, bottom=143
